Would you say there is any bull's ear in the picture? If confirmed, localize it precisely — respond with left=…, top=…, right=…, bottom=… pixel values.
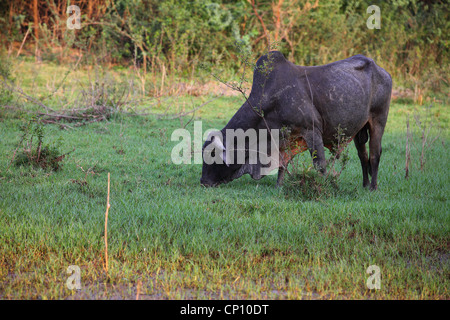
left=206, top=130, right=221, bottom=143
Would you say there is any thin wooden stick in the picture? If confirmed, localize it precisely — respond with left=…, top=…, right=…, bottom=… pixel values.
left=160, top=64, right=166, bottom=97
left=405, top=115, right=411, bottom=179
left=136, top=280, right=142, bottom=300
left=17, top=28, right=31, bottom=57
left=104, top=172, right=111, bottom=272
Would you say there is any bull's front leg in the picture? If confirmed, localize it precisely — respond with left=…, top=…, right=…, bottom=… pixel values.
left=276, top=150, right=291, bottom=187
left=276, top=139, right=308, bottom=187
left=304, top=130, right=327, bottom=174
left=277, top=167, right=286, bottom=187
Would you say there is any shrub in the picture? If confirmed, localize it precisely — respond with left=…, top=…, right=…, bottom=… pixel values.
left=12, top=118, right=72, bottom=171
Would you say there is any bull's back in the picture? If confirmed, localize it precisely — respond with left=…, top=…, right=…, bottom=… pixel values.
left=318, top=54, right=391, bottom=115
left=305, top=55, right=382, bottom=140
left=250, top=52, right=391, bottom=141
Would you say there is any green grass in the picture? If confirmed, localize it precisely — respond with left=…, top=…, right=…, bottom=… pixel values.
left=0, top=61, right=449, bottom=299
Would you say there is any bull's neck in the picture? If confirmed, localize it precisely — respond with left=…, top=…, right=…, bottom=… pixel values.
left=221, top=98, right=263, bottom=133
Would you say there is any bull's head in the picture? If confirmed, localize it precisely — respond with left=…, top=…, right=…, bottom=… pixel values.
left=200, top=131, right=238, bottom=187
left=200, top=130, right=279, bottom=187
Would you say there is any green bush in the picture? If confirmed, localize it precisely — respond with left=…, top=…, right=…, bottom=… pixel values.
left=0, top=0, right=448, bottom=96
left=13, top=119, right=70, bottom=171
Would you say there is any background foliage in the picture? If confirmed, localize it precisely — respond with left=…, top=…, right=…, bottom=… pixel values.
left=0, top=0, right=448, bottom=96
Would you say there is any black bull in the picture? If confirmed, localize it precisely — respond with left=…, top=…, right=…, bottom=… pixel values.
left=201, top=51, right=392, bottom=190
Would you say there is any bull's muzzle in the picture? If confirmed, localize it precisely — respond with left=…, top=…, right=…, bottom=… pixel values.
left=200, top=178, right=218, bottom=187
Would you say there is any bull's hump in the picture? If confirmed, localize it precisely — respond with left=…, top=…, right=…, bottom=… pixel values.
left=346, top=54, right=373, bottom=70
left=256, top=51, right=287, bottom=67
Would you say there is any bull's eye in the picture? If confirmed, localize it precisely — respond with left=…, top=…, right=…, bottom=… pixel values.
left=211, top=149, right=216, bottom=157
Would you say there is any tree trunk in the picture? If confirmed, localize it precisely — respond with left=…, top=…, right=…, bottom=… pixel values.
left=33, top=0, right=41, bottom=62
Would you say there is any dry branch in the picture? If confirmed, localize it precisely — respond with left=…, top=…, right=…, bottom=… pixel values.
left=165, top=96, right=220, bottom=120
left=0, top=78, right=55, bottom=113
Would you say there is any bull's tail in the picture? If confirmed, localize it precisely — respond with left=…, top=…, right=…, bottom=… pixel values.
left=355, top=123, right=372, bottom=176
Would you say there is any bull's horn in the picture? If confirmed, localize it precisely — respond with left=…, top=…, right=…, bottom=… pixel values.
left=213, top=138, right=230, bottom=166
left=220, top=149, right=229, bottom=167
left=207, top=131, right=229, bottom=166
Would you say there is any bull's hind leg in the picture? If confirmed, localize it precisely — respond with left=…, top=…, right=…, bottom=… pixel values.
left=354, top=123, right=371, bottom=188
left=368, top=118, right=387, bottom=191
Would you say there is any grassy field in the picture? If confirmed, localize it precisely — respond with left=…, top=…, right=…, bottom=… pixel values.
left=0, top=60, right=449, bottom=300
